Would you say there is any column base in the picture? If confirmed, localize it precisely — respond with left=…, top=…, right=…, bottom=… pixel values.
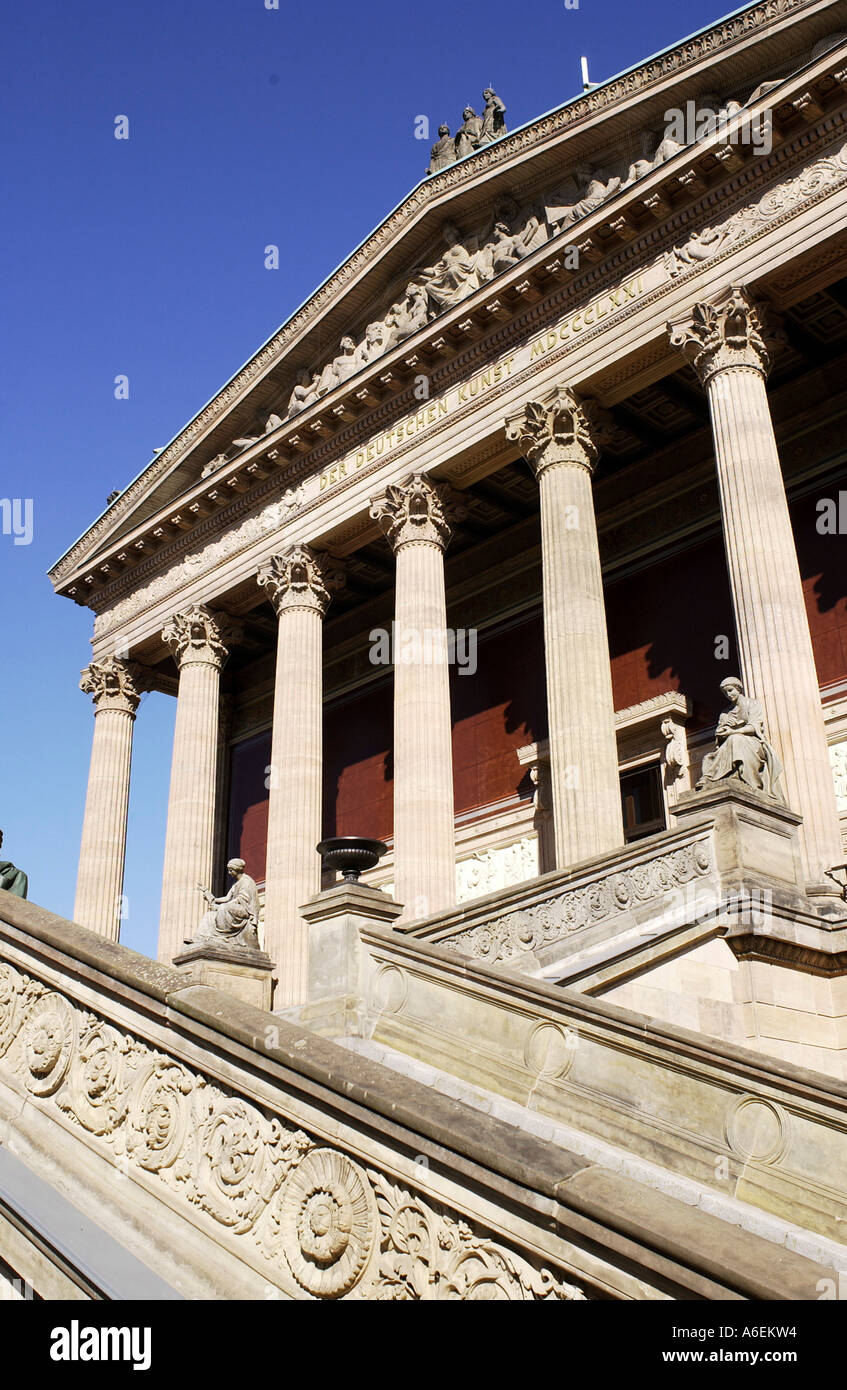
left=173, top=943, right=276, bottom=1012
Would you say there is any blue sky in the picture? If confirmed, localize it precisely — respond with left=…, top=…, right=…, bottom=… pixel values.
left=1, top=0, right=737, bottom=957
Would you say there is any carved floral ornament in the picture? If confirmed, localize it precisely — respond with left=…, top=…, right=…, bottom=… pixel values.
left=79, top=656, right=144, bottom=715
left=667, top=284, right=772, bottom=384
left=505, top=385, right=599, bottom=477
left=161, top=604, right=239, bottom=670
left=369, top=473, right=465, bottom=552
left=256, top=545, right=345, bottom=617
left=0, top=961, right=588, bottom=1301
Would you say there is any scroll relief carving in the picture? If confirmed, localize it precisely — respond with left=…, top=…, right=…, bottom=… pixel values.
left=0, top=962, right=588, bottom=1301
left=441, top=836, right=713, bottom=963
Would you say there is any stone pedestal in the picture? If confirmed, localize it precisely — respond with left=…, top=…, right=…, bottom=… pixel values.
left=669, top=782, right=806, bottom=908
left=74, top=658, right=142, bottom=941
left=173, top=942, right=276, bottom=1012
left=297, top=881, right=404, bottom=1034
left=158, top=606, right=236, bottom=964
left=669, top=287, right=843, bottom=887
left=257, top=547, right=342, bottom=1007
left=370, top=475, right=458, bottom=922
left=506, top=387, right=624, bottom=870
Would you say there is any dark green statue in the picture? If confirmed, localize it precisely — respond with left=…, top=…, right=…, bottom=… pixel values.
left=0, top=830, right=27, bottom=898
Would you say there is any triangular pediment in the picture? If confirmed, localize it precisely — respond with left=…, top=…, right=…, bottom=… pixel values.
left=50, top=0, right=847, bottom=598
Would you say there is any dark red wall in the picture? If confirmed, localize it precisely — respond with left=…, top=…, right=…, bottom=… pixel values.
left=793, top=489, right=847, bottom=689
left=227, top=496, right=847, bottom=878
left=227, top=731, right=270, bottom=883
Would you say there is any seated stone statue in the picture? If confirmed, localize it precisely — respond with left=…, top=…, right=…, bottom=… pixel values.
left=193, top=858, right=260, bottom=949
left=0, top=830, right=27, bottom=898
left=697, top=678, right=783, bottom=798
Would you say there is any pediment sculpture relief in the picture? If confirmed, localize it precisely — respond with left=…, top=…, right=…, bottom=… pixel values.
left=200, top=81, right=790, bottom=473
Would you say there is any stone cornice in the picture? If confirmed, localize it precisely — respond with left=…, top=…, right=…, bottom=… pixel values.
left=50, top=0, right=839, bottom=592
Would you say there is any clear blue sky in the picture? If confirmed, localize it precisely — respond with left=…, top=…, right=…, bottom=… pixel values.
left=1, top=0, right=737, bottom=957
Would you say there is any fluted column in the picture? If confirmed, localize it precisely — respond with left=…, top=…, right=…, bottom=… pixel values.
left=669, top=286, right=842, bottom=884
left=370, top=474, right=459, bottom=920
left=258, top=546, right=340, bottom=1003
left=158, top=605, right=235, bottom=963
left=74, top=657, right=142, bottom=940
left=506, top=388, right=624, bottom=867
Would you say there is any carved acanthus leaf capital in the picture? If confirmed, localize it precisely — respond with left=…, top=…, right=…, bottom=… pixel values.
left=80, top=657, right=145, bottom=715
left=505, top=385, right=600, bottom=477
left=257, top=545, right=344, bottom=617
left=369, top=473, right=463, bottom=552
left=668, top=284, right=773, bottom=384
left=161, top=605, right=239, bottom=670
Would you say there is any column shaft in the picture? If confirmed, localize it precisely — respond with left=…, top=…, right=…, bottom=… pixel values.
left=707, top=366, right=841, bottom=878
left=158, top=660, right=221, bottom=961
left=670, top=286, right=842, bottom=883
left=539, top=462, right=623, bottom=865
left=506, top=386, right=624, bottom=869
left=158, top=606, right=233, bottom=963
left=264, top=605, right=323, bottom=1001
left=74, top=659, right=140, bottom=939
left=393, top=541, right=456, bottom=918
left=258, top=546, right=339, bottom=1006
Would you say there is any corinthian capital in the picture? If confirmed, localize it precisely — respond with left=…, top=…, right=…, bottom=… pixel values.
left=668, top=284, right=771, bottom=384
left=257, top=545, right=344, bottom=616
left=161, top=605, right=238, bottom=670
left=80, top=657, right=144, bottom=715
left=369, top=473, right=461, bottom=552
left=505, top=385, right=599, bottom=478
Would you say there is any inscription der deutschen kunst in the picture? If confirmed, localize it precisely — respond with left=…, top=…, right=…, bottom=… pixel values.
left=318, top=271, right=647, bottom=493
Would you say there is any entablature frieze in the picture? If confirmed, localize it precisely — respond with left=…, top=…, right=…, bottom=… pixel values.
left=83, top=120, right=847, bottom=656
left=52, top=31, right=847, bottom=599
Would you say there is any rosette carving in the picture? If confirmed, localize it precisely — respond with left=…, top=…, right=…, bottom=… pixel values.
left=22, top=992, right=76, bottom=1096
left=281, top=1149, right=375, bottom=1297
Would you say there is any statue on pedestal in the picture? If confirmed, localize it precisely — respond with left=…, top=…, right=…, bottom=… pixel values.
left=697, top=678, right=783, bottom=798
left=0, top=830, right=27, bottom=898
left=193, top=858, right=260, bottom=949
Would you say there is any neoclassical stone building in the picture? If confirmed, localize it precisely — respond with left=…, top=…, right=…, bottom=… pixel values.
left=2, top=0, right=846, bottom=1301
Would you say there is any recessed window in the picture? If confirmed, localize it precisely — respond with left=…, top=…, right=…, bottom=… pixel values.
left=620, top=763, right=666, bottom=842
